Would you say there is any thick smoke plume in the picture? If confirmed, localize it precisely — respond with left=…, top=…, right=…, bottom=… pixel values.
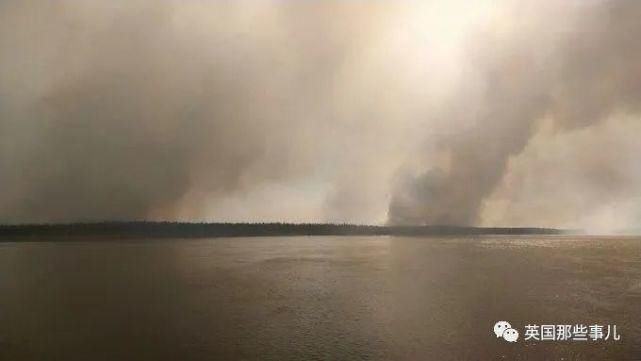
left=389, top=0, right=641, bottom=226
left=1, top=1, right=640, bottom=229
left=0, top=1, right=409, bottom=223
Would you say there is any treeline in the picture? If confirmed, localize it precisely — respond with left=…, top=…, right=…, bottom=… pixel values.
left=0, top=222, right=565, bottom=239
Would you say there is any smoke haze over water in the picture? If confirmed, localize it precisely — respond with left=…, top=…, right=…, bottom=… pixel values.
left=0, top=1, right=640, bottom=231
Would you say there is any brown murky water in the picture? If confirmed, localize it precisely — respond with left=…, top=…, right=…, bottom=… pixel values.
left=0, top=236, right=640, bottom=360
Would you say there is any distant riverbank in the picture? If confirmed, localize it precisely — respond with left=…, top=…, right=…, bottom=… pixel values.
left=0, top=222, right=567, bottom=240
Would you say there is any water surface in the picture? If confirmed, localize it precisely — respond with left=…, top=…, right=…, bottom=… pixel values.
left=0, top=236, right=639, bottom=360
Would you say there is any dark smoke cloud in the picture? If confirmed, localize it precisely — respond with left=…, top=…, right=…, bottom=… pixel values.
left=389, top=0, right=641, bottom=226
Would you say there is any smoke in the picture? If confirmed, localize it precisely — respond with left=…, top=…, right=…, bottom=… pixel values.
left=389, top=0, right=641, bottom=226
left=0, top=0, right=412, bottom=223
left=481, top=115, right=641, bottom=232
left=2, top=1, right=640, bottom=228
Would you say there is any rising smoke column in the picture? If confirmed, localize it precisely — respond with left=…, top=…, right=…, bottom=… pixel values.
left=389, top=0, right=641, bottom=226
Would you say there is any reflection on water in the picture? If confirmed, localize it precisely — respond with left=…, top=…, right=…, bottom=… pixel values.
left=0, top=236, right=640, bottom=360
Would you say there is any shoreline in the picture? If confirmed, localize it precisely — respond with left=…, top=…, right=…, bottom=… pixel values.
left=0, top=222, right=569, bottom=239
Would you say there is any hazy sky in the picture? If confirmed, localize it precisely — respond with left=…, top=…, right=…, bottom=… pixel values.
left=1, top=0, right=640, bottom=231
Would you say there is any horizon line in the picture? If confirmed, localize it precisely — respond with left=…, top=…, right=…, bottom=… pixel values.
left=2, top=221, right=638, bottom=237
left=0, top=220, right=566, bottom=229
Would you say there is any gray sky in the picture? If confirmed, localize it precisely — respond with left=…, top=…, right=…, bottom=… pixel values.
left=1, top=0, right=640, bottom=232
